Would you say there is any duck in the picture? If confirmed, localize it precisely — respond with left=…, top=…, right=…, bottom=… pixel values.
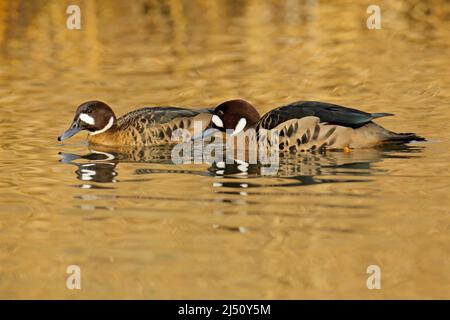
left=200, top=99, right=425, bottom=151
left=58, top=101, right=213, bottom=146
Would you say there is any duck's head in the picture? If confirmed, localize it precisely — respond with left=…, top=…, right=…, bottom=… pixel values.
left=210, top=99, right=260, bottom=136
left=58, top=101, right=117, bottom=141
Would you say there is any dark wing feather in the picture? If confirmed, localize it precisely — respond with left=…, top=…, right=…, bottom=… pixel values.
left=118, top=106, right=213, bottom=128
left=257, top=101, right=393, bottom=130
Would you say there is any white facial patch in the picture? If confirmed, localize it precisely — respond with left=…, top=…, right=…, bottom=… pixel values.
left=212, top=115, right=224, bottom=128
left=230, top=118, right=247, bottom=136
left=89, top=117, right=114, bottom=136
left=79, top=113, right=95, bottom=125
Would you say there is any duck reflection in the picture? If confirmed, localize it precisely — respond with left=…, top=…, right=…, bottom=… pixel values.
left=58, top=145, right=209, bottom=186
left=58, top=144, right=424, bottom=187
left=58, top=144, right=424, bottom=231
left=59, top=150, right=118, bottom=184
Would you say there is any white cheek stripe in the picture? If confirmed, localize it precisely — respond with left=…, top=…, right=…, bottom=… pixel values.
left=212, top=115, right=224, bottom=128
left=89, top=117, right=114, bottom=136
left=79, top=113, right=95, bottom=125
left=230, top=118, right=247, bottom=136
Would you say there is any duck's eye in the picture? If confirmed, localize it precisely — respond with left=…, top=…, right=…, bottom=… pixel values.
left=217, top=110, right=224, bottom=116
left=86, top=109, right=92, bottom=114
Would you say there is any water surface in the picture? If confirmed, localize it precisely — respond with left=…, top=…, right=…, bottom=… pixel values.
left=0, top=0, right=449, bottom=299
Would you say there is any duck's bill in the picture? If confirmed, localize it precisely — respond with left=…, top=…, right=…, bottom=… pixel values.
left=191, top=128, right=221, bottom=141
left=58, top=122, right=81, bottom=141
left=58, top=152, right=81, bottom=163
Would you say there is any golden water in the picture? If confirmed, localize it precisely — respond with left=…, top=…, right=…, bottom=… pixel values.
left=0, top=0, right=449, bottom=299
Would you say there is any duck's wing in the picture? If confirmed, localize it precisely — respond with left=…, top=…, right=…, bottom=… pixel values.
left=258, top=116, right=353, bottom=151
left=257, top=101, right=393, bottom=130
left=116, top=107, right=213, bottom=145
left=118, top=107, right=213, bottom=128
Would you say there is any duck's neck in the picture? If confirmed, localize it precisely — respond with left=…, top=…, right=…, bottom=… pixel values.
left=87, top=126, right=120, bottom=146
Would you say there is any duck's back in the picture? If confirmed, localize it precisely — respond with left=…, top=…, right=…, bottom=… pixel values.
left=114, top=106, right=213, bottom=146
left=118, top=106, right=212, bottom=129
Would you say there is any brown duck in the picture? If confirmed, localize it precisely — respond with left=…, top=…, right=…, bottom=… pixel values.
left=58, top=101, right=213, bottom=146
left=202, top=99, right=425, bottom=151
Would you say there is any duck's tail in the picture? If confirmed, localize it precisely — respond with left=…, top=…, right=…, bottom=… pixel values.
left=371, top=112, right=395, bottom=119
left=383, top=131, right=426, bottom=144
left=368, top=114, right=426, bottom=144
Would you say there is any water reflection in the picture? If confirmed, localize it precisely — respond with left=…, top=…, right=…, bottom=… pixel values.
left=58, top=145, right=424, bottom=227
left=58, top=144, right=424, bottom=186
left=59, top=150, right=118, bottom=185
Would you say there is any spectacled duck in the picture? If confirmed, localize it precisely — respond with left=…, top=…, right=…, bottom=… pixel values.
left=200, top=99, right=425, bottom=151
left=58, top=100, right=213, bottom=146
